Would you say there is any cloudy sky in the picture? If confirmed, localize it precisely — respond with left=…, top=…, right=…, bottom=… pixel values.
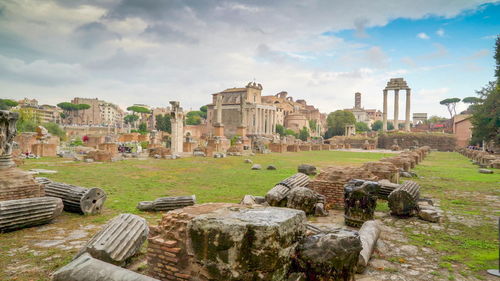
left=0, top=0, right=498, bottom=117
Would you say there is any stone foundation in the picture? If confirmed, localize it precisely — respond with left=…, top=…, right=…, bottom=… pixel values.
left=31, top=143, right=57, bottom=157
left=308, top=167, right=377, bottom=209
left=147, top=204, right=306, bottom=281
left=269, top=143, right=288, bottom=153
left=287, top=144, right=300, bottom=152
left=98, top=143, right=118, bottom=156
left=85, top=150, right=112, bottom=162
left=0, top=168, right=44, bottom=201
left=299, top=144, right=311, bottom=151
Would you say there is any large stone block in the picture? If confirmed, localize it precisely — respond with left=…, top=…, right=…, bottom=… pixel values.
left=189, top=206, right=306, bottom=281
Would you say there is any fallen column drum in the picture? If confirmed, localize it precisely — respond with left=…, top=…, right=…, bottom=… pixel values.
left=35, top=177, right=106, bottom=215
left=0, top=196, right=63, bottom=232
left=136, top=195, right=196, bottom=212
left=75, top=213, right=149, bottom=266
left=388, top=180, right=420, bottom=216
left=53, top=253, right=160, bottom=281
left=266, top=173, right=310, bottom=206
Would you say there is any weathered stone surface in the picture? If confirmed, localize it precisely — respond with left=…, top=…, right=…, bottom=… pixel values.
left=53, top=253, right=159, bottom=281
left=298, top=164, right=317, bottom=175
left=0, top=167, right=44, bottom=201
left=377, top=179, right=399, bottom=200
left=314, top=203, right=328, bottom=217
left=357, top=220, right=381, bottom=273
left=479, top=169, right=494, bottom=174
left=0, top=196, right=63, bottom=232
left=244, top=159, right=253, bottom=164
left=294, top=228, right=362, bottom=281
left=266, top=173, right=310, bottom=206
left=251, top=164, right=261, bottom=170
left=136, top=195, right=195, bottom=212
left=417, top=201, right=442, bottom=223
left=189, top=206, right=306, bottom=281
left=35, top=178, right=106, bottom=215
left=287, top=187, right=322, bottom=215
left=344, top=180, right=378, bottom=227
left=267, top=165, right=277, bottom=170
left=0, top=110, right=18, bottom=169
left=75, top=213, right=148, bottom=265
left=388, top=181, right=420, bottom=216
left=240, top=195, right=266, bottom=205
left=400, top=171, right=413, bottom=178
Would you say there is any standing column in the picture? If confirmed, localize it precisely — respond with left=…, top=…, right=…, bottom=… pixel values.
left=272, top=110, right=276, bottom=133
left=256, top=108, right=260, bottom=134
left=393, top=89, right=399, bottom=131
left=405, top=89, right=411, bottom=132
left=382, top=90, right=388, bottom=131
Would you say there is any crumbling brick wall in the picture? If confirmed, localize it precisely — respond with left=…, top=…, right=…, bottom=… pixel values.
left=378, top=132, right=456, bottom=151
left=147, top=203, right=237, bottom=281
left=269, top=143, right=287, bottom=153
left=327, top=136, right=378, bottom=149
left=308, top=167, right=377, bottom=209
left=0, top=168, right=45, bottom=201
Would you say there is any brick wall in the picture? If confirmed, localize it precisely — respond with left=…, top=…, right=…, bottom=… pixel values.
left=378, top=132, right=456, bottom=151
left=308, top=180, right=345, bottom=209
left=0, top=168, right=45, bottom=201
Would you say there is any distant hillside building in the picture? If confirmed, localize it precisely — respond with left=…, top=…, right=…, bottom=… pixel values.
left=70, top=98, right=124, bottom=127
left=17, top=98, right=62, bottom=124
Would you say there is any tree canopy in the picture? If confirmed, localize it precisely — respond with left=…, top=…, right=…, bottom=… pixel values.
left=355, top=122, right=370, bottom=132
left=275, top=124, right=285, bottom=136
left=298, top=127, right=310, bottom=141
left=186, top=111, right=203, bottom=125
left=325, top=110, right=356, bottom=137
left=371, top=120, right=394, bottom=131
left=462, top=97, right=482, bottom=104
left=0, top=99, right=18, bottom=110
left=155, top=114, right=171, bottom=133
left=124, top=114, right=139, bottom=124
left=439, top=98, right=461, bottom=118
left=57, top=102, right=90, bottom=111
left=469, top=36, right=500, bottom=145
left=127, top=106, right=151, bottom=114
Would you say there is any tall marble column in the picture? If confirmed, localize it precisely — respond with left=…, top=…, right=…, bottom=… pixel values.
left=382, top=89, right=388, bottom=131
left=255, top=108, right=260, bottom=134
left=393, top=89, right=399, bottom=130
left=405, top=89, right=411, bottom=132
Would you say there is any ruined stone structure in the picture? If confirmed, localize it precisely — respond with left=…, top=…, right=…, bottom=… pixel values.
left=378, top=132, right=456, bottom=151
left=343, top=180, right=378, bottom=227
left=147, top=204, right=306, bottom=281
left=382, top=78, right=411, bottom=132
left=0, top=110, right=18, bottom=168
left=207, top=82, right=277, bottom=137
left=169, top=101, right=184, bottom=155
left=137, top=195, right=196, bottom=212
left=388, top=181, right=421, bottom=216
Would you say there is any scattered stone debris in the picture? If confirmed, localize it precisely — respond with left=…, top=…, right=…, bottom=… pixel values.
left=266, top=173, right=310, bottom=206
left=0, top=197, right=63, bottom=232
left=193, top=151, right=206, bottom=157
left=28, top=169, right=58, bottom=174
left=75, top=213, right=149, bottom=266
left=357, top=220, right=381, bottom=273
left=294, top=227, right=362, bottom=280
left=239, top=195, right=267, bottom=205
left=297, top=164, right=317, bottom=175
left=344, top=180, right=378, bottom=227
left=287, top=186, right=324, bottom=215
left=213, top=152, right=226, bottom=158
left=266, top=165, right=277, bottom=170
left=244, top=159, right=253, bottom=164
left=479, top=168, right=494, bottom=174
left=376, top=179, right=399, bottom=200
left=35, top=177, right=106, bottom=215
left=53, top=253, right=159, bottom=281
left=388, top=180, right=420, bottom=216
left=251, top=164, right=262, bottom=170
left=137, top=195, right=196, bottom=212
left=417, top=200, right=442, bottom=223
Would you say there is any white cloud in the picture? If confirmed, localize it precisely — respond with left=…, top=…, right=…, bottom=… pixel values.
left=436, top=28, right=445, bottom=36
left=0, top=0, right=494, bottom=116
left=417, top=32, right=430, bottom=39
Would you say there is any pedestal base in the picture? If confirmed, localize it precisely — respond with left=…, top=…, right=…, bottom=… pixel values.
left=214, top=125, right=225, bottom=137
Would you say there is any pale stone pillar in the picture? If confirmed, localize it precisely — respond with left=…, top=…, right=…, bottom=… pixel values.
left=393, top=89, right=399, bottom=130
left=405, top=89, right=411, bottom=132
left=215, top=95, right=222, bottom=125
left=255, top=108, right=259, bottom=134
left=382, top=90, right=388, bottom=131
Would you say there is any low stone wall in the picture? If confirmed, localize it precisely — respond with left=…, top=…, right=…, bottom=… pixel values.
left=327, top=136, right=377, bottom=149
left=299, top=144, right=311, bottom=151
left=457, top=148, right=499, bottom=168
left=287, top=144, right=300, bottom=152
left=31, top=143, right=57, bottom=157
left=269, top=143, right=287, bottom=153
left=98, top=143, right=118, bottom=156
left=378, top=132, right=456, bottom=151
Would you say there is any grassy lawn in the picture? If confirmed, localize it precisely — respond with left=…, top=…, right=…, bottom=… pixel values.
left=0, top=150, right=498, bottom=280
left=409, top=152, right=499, bottom=279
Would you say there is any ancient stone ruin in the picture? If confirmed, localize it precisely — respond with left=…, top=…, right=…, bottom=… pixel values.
left=137, top=195, right=196, bottom=212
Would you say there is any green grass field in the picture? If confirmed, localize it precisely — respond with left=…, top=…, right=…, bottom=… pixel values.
left=0, top=150, right=498, bottom=280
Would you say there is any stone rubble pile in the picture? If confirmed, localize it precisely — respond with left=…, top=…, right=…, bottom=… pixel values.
left=457, top=147, right=498, bottom=171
